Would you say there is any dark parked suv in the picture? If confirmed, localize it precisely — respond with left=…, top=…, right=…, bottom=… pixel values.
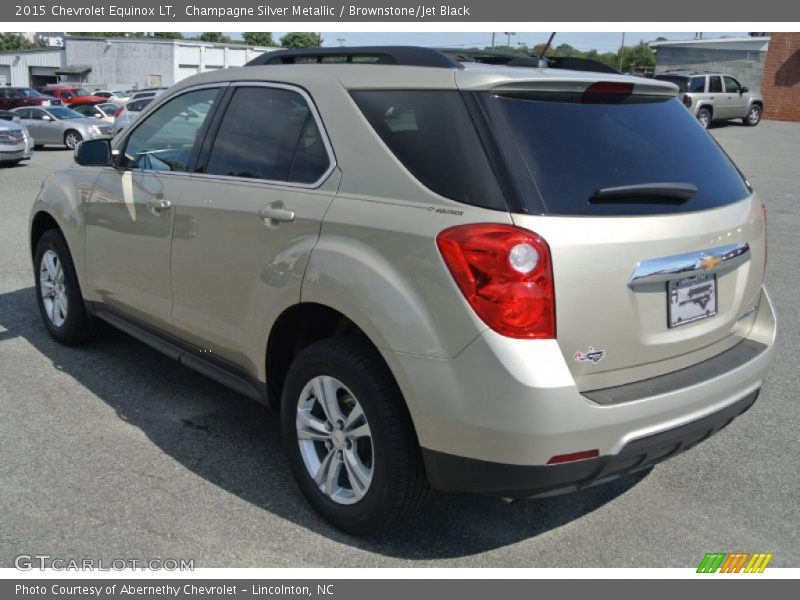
left=0, top=87, right=61, bottom=111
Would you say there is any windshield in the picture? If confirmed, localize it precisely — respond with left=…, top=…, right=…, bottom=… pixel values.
left=20, top=88, right=46, bottom=97
left=481, top=91, right=749, bottom=216
left=73, top=88, right=92, bottom=96
left=48, top=107, right=84, bottom=120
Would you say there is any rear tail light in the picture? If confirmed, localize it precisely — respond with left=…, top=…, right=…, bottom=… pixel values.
left=114, top=107, right=124, bottom=117
left=436, top=224, right=555, bottom=339
left=683, top=95, right=692, bottom=108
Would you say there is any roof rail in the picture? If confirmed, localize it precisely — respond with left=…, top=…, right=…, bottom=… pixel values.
left=245, top=45, right=621, bottom=75
left=439, top=49, right=621, bottom=74
left=246, top=46, right=462, bottom=69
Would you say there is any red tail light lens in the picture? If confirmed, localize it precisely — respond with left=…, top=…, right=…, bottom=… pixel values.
left=683, top=95, right=692, bottom=108
left=114, top=107, right=124, bottom=117
left=436, top=224, right=555, bottom=339
left=585, top=82, right=634, bottom=95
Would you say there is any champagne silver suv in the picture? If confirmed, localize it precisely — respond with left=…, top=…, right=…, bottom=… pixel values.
left=29, top=47, right=776, bottom=534
left=653, top=72, right=765, bottom=128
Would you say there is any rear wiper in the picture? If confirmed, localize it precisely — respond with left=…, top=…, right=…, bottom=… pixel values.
left=589, top=183, right=698, bottom=204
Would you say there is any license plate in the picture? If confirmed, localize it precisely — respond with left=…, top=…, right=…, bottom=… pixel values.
left=668, top=273, right=717, bottom=328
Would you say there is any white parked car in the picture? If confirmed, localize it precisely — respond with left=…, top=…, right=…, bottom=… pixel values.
left=113, top=97, right=154, bottom=134
left=0, top=113, right=34, bottom=166
left=93, top=90, right=130, bottom=103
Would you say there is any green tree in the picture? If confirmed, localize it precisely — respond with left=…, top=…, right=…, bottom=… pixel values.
left=0, top=32, right=32, bottom=51
left=242, top=32, right=275, bottom=47
left=153, top=32, right=183, bottom=40
left=198, top=32, right=231, bottom=44
left=280, top=32, right=323, bottom=49
left=618, top=41, right=656, bottom=73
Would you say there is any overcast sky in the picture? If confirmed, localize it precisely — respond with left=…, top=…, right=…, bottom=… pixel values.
left=211, top=31, right=748, bottom=50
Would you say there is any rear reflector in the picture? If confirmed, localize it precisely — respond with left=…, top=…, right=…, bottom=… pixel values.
left=547, top=450, right=600, bottom=465
left=683, top=95, right=693, bottom=108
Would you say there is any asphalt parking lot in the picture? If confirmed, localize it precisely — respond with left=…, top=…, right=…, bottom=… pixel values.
left=1, top=121, right=798, bottom=568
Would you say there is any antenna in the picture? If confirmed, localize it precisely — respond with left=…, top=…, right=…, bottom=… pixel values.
left=538, top=32, right=557, bottom=67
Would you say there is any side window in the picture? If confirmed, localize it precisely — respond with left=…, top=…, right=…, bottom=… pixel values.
left=689, top=77, right=706, bottom=93
left=709, top=76, right=723, bottom=93
left=16, top=108, right=30, bottom=119
left=122, top=87, right=220, bottom=173
left=204, top=86, right=330, bottom=184
left=29, top=109, right=44, bottom=120
left=723, top=76, right=741, bottom=93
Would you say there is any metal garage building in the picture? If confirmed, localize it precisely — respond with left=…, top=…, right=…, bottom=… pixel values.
left=650, top=36, right=771, bottom=93
left=1, top=36, right=274, bottom=90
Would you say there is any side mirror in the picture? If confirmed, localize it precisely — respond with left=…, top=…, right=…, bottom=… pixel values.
left=41, top=115, right=52, bottom=121
left=741, top=86, right=749, bottom=94
left=74, top=138, right=112, bottom=166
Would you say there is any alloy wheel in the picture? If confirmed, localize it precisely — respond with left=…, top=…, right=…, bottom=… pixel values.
left=296, top=375, right=374, bottom=505
left=40, top=249, right=68, bottom=328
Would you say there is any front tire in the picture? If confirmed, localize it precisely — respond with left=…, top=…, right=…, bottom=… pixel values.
left=696, top=107, right=712, bottom=129
left=64, top=130, right=82, bottom=150
left=34, top=229, right=93, bottom=345
left=744, top=104, right=762, bottom=126
left=281, top=337, right=429, bottom=535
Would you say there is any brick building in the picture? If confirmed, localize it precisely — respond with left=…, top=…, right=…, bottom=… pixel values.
left=761, top=33, right=800, bottom=122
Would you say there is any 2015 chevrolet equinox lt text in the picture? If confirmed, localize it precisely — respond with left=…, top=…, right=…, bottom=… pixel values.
left=29, top=47, right=776, bottom=535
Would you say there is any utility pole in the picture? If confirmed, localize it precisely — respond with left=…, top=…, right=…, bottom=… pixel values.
left=491, top=32, right=496, bottom=50
left=505, top=32, right=515, bottom=48
left=618, top=32, right=626, bottom=71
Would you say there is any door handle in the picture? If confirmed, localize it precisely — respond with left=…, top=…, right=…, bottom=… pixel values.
left=147, top=198, right=172, bottom=215
left=258, top=204, right=295, bottom=225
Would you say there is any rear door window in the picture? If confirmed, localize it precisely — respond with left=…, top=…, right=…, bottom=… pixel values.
left=709, top=76, right=723, bottom=93
left=689, top=76, right=706, bottom=92
left=481, top=91, right=749, bottom=216
left=204, top=86, right=330, bottom=184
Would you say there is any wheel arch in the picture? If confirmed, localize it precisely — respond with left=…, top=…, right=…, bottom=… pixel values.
left=266, top=302, right=378, bottom=404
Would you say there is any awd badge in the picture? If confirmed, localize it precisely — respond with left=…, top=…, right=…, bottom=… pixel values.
left=574, top=347, right=606, bottom=364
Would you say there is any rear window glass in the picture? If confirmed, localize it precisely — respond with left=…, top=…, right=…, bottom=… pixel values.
left=483, top=92, right=749, bottom=216
left=350, top=90, right=506, bottom=210
left=653, top=75, right=688, bottom=92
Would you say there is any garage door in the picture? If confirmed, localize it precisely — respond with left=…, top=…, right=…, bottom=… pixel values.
left=0, top=65, right=10, bottom=86
left=177, top=65, right=199, bottom=82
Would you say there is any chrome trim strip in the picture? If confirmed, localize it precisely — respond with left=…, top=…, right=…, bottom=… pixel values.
left=627, top=242, right=750, bottom=287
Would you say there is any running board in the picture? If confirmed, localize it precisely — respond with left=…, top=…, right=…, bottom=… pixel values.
left=91, top=305, right=270, bottom=405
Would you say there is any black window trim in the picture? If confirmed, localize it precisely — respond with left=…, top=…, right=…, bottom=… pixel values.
left=113, top=82, right=230, bottom=178
left=192, top=81, right=337, bottom=190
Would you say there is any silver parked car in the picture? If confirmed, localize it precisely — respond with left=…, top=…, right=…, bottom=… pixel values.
left=12, top=106, right=113, bottom=149
left=29, top=48, right=775, bottom=534
left=654, top=72, right=764, bottom=128
left=0, top=114, right=33, bottom=166
left=113, top=97, right=154, bottom=134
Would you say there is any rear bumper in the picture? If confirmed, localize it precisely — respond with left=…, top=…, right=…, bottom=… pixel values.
left=385, top=287, right=775, bottom=492
left=423, top=388, right=758, bottom=497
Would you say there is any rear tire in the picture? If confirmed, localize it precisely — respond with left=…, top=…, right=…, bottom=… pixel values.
left=281, top=336, right=429, bottom=535
left=696, top=107, right=712, bottom=129
left=34, top=144, right=44, bottom=150
left=33, top=229, right=94, bottom=345
left=743, top=104, right=762, bottom=126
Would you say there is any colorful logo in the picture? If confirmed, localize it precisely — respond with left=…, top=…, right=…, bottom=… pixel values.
left=697, top=552, right=773, bottom=573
